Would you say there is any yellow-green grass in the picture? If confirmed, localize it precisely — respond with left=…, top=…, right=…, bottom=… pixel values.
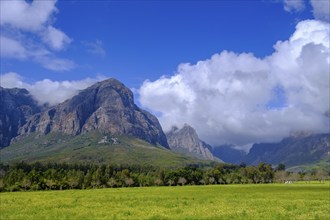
left=1, top=183, right=329, bottom=220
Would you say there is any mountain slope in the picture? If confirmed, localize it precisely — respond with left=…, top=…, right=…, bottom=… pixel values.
left=15, top=78, right=168, bottom=148
left=0, top=87, right=41, bottom=148
left=245, top=133, right=330, bottom=167
left=166, top=124, right=220, bottom=161
left=1, top=132, right=210, bottom=168
left=212, top=145, right=247, bottom=164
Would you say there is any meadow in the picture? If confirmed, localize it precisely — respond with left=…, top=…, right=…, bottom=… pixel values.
left=1, top=183, right=329, bottom=220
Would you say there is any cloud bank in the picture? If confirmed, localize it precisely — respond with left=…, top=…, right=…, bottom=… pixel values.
left=1, top=72, right=105, bottom=106
left=284, top=0, right=305, bottom=12
left=139, top=20, right=330, bottom=146
left=283, top=0, right=330, bottom=22
left=310, top=0, right=330, bottom=22
left=0, top=0, right=74, bottom=71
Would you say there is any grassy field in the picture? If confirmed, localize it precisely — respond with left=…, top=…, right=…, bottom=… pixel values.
left=1, top=183, right=329, bottom=220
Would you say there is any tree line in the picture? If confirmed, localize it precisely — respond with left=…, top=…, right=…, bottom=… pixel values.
left=0, top=162, right=327, bottom=192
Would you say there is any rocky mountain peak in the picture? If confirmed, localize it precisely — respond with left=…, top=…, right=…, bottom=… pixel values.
left=0, top=87, right=41, bottom=148
left=166, top=124, right=219, bottom=161
left=16, top=78, right=169, bottom=148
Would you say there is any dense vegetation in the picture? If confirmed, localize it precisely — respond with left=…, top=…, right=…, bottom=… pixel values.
left=0, top=162, right=274, bottom=191
left=1, top=183, right=329, bottom=219
left=0, top=161, right=328, bottom=192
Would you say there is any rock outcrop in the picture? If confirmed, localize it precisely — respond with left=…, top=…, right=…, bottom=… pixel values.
left=0, top=87, right=41, bottom=148
left=16, top=79, right=169, bottom=148
left=166, top=124, right=219, bottom=161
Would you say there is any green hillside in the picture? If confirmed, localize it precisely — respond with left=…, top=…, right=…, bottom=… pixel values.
left=0, top=132, right=211, bottom=168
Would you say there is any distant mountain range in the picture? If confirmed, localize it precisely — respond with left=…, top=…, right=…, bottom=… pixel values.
left=1, top=78, right=329, bottom=170
left=212, top=133, right=329, bottom=171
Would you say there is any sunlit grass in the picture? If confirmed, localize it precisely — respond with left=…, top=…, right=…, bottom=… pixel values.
left=1, top=183, right=329, bottom=220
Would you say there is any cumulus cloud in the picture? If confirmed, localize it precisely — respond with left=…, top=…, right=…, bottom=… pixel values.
left=0, top=0, right=74, bottom=71
left=0, top=0, right=57, bottom=31
left=310, top=0, right=330, bottom=22
left=284, top=0, right=305, bottom=12
left=282, top=0, right=330, bottom=22
left=139, top=20, right=330, bottom=146
left=1, top=72, right=106, bottom=106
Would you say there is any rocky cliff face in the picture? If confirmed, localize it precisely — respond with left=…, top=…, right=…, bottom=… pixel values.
left=166, top=124, right=219, bottom=161
left=16, top=79, right=169, bottom=148
left=0, top=87, right=41, bottom=148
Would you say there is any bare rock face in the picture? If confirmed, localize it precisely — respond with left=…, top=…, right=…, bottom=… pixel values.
left=17, top=79, right=169, bottom=148
left=0, top=87, right=41, bottom=148
left=166, top=124, right=219, bottom=161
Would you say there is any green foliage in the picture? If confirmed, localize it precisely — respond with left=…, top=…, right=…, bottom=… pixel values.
left=0, top=132, right=211, bottom=168
left=0, top=162, right=277, bottom=192
left=1, top=184, right=329, bottom=219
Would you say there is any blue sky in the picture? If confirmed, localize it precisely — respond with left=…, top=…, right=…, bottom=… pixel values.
left=1, top=0, right=314, bottom=88
left=1, top=0, right=329, bottom=146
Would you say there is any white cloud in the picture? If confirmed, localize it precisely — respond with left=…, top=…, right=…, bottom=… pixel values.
left=0, top=0, right=57, bottom=31
left=310, top=0, right=330, bottom=22
left=0, top=0, right=74, bottom=70
left=82, top=40, right=106, bottom=57
left=0, top=36, right=27, bottom=59
left=42, top=26, right=72, bottom=51
left=284, top=0, right=305, bottom=12
left=35, top=55, right=75, bottom=72
left=139, top=20, right=330, bottom=146
left=1, top=72, right=106, bottom=106
left=1, top=72, right=25, bottom=88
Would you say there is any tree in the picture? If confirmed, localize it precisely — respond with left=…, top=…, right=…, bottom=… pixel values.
left=208, top=177, right=215, bottom=185
left=154, top=178, right=163, bottom=186
left=288, top=172, right=300, bottom=182
left=67, top=170, right=83, bottom=189
left=125, top=177, right=134, bottom=187
left=45, top=178, right=57, bottom=190
left=83, top=170, right=92, bottom=189
left=167, top=179, right=175, bottom=186
left=107, top=178, right=117, bottom=188
left=303, top=173, right=312, bottom=183
left=177, top=177, right=187, bottom=186
left=20, top=177, right=32, bottom=191
left=316, top=170, right=328, bottom=183
left=274, top=171, right=287, bottom=183
left=276, top=164, right=286, bottom=171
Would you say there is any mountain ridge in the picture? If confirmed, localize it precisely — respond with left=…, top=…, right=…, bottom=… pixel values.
left=14, top=78, right=169, bottom=148
left=0, top=87, right=41, bottom=148
left=166, top=124, right=220, bottom=161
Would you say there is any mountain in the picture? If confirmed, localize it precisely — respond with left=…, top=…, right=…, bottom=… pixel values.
left=211, top=145, right=247, bottom=164
left=15, top=78, right=168, bottom=148
left=166, top=124, right=220, bottom=161
left=244, top=133, right=330, bottom=168
left=0, top=87, right=41, bottom=148
left=1, top=131, right=210, bottom=168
